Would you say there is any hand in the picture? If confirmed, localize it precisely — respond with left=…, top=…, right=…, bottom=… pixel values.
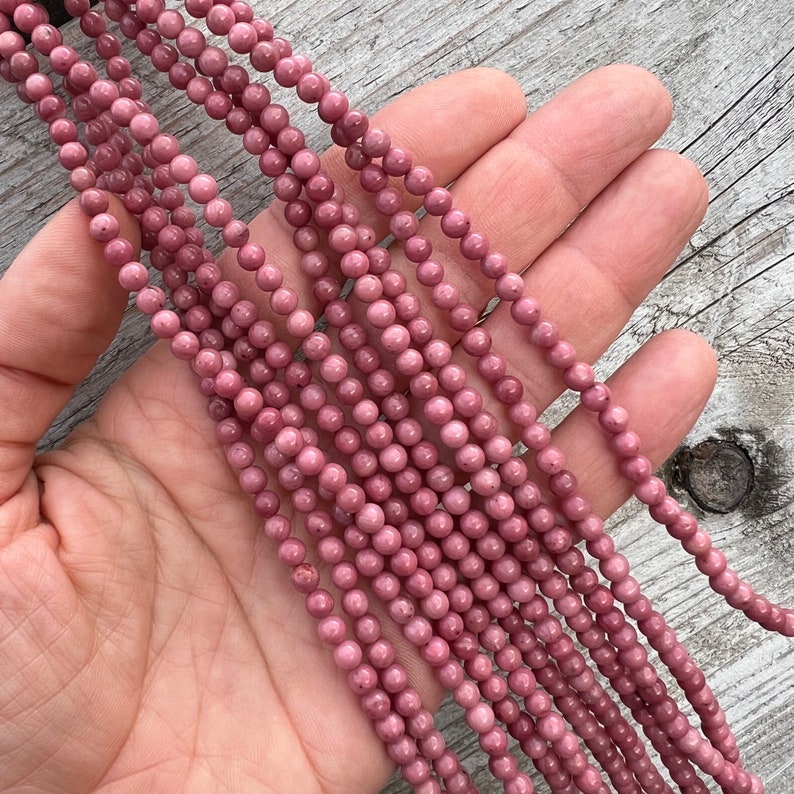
left=0, top=65, right=716, bottom=793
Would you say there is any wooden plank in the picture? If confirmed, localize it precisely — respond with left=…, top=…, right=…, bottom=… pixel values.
left=0, top=1, right=791, bottom=792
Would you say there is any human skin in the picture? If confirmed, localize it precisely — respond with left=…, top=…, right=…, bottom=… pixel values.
left=0, top=65, right=715, bottom=793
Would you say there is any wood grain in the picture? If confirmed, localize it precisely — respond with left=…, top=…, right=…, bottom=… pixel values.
left=0, top=1, right=791, bottom=792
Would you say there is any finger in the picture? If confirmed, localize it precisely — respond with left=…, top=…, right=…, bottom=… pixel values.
left=321, top=66, right=530, bottom=229
left=0, top=197, right=138, bottom=505
left=380, top=64, right=675, bottom=338
left=461, top=147, right=709, bottom=416
left=218, top=67, right=528, bottom=311
left=549, top=329, right=718, bottom=518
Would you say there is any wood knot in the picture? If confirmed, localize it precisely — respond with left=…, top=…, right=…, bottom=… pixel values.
left=672, top=439, right=755, bottom=514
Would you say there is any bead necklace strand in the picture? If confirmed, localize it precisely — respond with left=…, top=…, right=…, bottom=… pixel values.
left=141, top=29, right=716, bottom=784
left=1, top=2, right=790, bottom=792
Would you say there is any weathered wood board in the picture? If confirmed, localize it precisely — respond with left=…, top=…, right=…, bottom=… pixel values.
left=0, top=1, right=791, bottom=792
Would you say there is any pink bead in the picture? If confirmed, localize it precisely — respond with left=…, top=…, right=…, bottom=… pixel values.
left=390, top=211, right=419, bottom=239
left=135, top=285, right=166, bottom=315
left=431, top=281, right=460, bottom=310
left=381, top=146, right=411, bottom=175
left=466, top=702, right=495, bottom=733
left=296, top=70, right=329, bottom=102
left=219, top=437, right=252, bottom=471
left=188, top=173, right=218, bottom=202
left=682, top=529, right=712, bottom=556
left=129, top=112, right=159, bottom=144
left=621, top=454, right=653, bottom=482
left=460, top=231, right=488, bottom=260
left=580, top=382, right=611, bottom=411
left=165, top=154, right=197, bottom=184
left=118, top=262, right=149, bottom=291
left=355, top=502, right=385, bottom=533
left=317, top=615, right=346, bottom=646
left=440, top=209, right=470, bottom=238
left=535, top=445, right=566, bottom=475
left=600, top=553, right=630, bottom=582
left=611, top=430, right=641, bottom=458
left=635, top=476, right=667, bottom=505
left=599, top=405, right=629, bottom=434
left=546, top=341, right=578, bottom=369
left=333, top=640, right=363, bottom=670
left=150, top=309, right=181, bottom=339
left=290, top=563, right=319, bottom=593
left=439, top=420, right=468, bottom=449
left=313, top=353, right=347, bottom=383
left=648, top=495, right=682, bottom=525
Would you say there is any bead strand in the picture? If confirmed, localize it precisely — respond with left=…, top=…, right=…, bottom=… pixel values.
left=8, top=29, right=471, bottom=792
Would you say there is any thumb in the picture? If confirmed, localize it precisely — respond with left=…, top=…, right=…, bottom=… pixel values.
left=0, top=195, right=139, bottom=504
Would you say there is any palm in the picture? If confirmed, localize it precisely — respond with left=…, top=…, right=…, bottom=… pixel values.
left=6, top=340, right=408, bottom=792
left=1, top=66, right=715, bottom=793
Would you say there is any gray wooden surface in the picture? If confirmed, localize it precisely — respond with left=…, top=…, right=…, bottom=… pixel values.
left=1, top=1, right=792, bottom=792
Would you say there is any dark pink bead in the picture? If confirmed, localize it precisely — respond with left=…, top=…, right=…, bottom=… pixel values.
left=398, top=231, right=429, bottom=262
left=402, top=165, right=433, bottom=195
left=30, top=23, right=61, bottom=54
left=635, top=476, right=667, bottom=505
left=370, top=143, right=407, bottom=175
left=422, top=187, right=452, bottom=216
left=295, top=70, right=329, bottom=102
left=459, top=231, right=488, bottom=260
left=317, top=90, right=349, bottom=124
left=439, top=208, right=470, bottom=238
